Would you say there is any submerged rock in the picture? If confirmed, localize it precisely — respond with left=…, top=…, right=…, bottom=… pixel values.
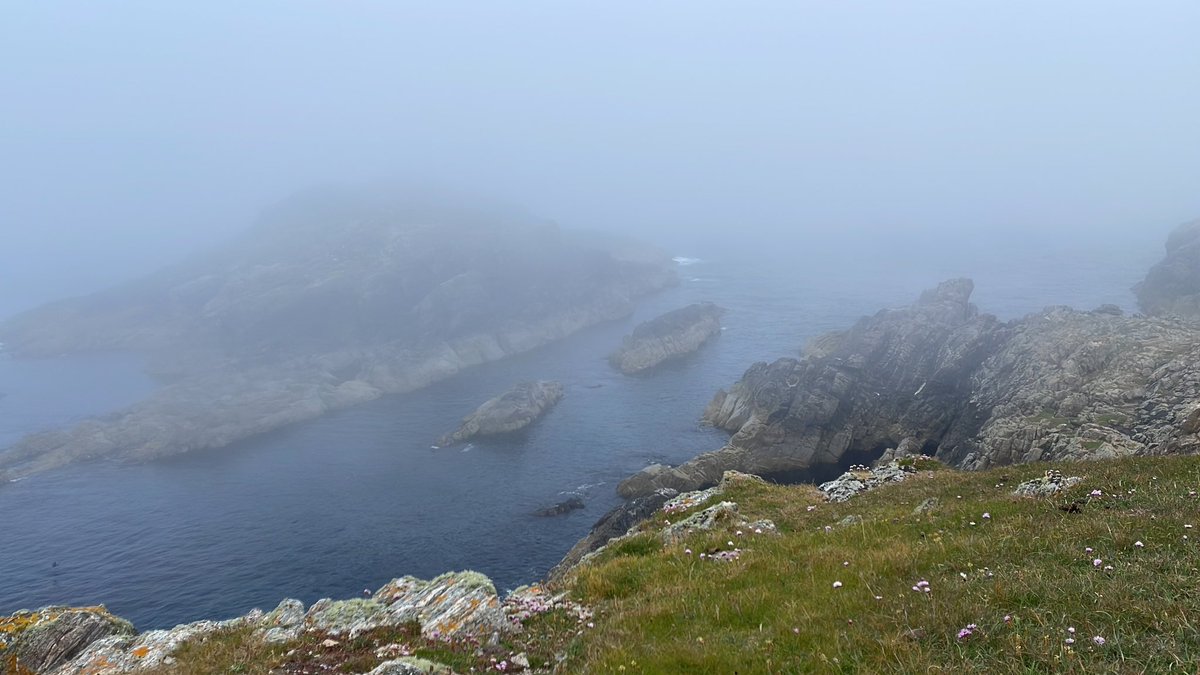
left=534, top=495, right=585, bottom=517
left=609, top=302, right=724, bottom=374
left=436, top=381, right=564, bottom=447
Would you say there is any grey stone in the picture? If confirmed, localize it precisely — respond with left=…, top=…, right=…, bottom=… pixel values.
left=436, top=381, right=564, bottom=447
left=609, top=302, right=724, bottom=374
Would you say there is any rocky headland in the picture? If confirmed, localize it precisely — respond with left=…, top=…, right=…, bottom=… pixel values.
left=607, top=302, right=723, bottom=374
left=618, top=276, right=1200, bottom=499
left=0, top=189, right=676, bottom=479
left=1135, top=218, right=1200, bottom=320
left=435, top=381, right=564, bottom=447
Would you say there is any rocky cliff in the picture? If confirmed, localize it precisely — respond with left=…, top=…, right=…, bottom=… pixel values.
left=0, top=188, right=676, bottom=479
left=436, top=381, right=564, bottom=447
left=608, top=302, right=723, bottom=374
left=1135, top=218, right=1200, bottom=320
left=618, top=278, right=1200, bottom=498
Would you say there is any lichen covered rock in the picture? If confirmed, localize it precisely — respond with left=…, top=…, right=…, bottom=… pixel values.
left=0, top=606, right=133, bottom=674
left=1012, top=469, right=1083, bottom=498
left=374, top=571, right=511, bottom=640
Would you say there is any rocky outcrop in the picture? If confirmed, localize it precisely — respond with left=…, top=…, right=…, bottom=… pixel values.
left=609, top=302, right=723, bottom=374
left=619, top=277, right=1200, bottom=499
left=8, top=570, right=531, bottom=675
left=818, top=461, right=919, bottom=503
left=549, top=470, right=766, bottom=582
left=0, top=189, right=676, bottom=479
left=547, top=487, right=678, bottom=582
left=436, top=381, right=564, bottom=447
left=1136, top=219, right=1200, bottom=320
left=0, top=606, right=134, bottom=674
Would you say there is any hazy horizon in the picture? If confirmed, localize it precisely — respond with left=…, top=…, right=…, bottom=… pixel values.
left=3, top=1, right=1199, bottom=316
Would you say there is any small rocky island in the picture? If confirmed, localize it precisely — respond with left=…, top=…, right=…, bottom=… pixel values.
left=608, top=302, right=724, bottom=374
left=436, top=380, right=564, bottom=447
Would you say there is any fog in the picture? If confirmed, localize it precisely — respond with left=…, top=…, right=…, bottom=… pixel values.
left=3, top=1, right=1200, bottom=317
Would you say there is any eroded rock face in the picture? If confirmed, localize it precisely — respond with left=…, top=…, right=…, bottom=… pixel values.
left=0, top=607, right=134, bottom=674
left=620, top=275, right=1200, bottom=499
left=436, top=381, right=564, bottom=447
left=609, top=302, right=724, bottom=374
left=1136, top=219, right=1200, bottom=320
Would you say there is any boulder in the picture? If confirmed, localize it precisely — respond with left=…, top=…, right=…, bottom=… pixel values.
left=373, top=571, right=511, bottom=640
left=1012, top=470, right=1083, bottom=498
left=609, top=302, right=724, bottom=374
left=436, top=381, right=564, bottom=447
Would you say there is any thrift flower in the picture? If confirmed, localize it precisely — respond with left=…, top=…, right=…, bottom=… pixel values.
left=1135, top=540, right=1145, bottom=548
left=1093, top=558, right=1103, bottom=567
left=982, top=512, right=991, bottom=519
left=832, top=581, right=843, bottom=588
left=1093, top=636, right=1106, bottom=646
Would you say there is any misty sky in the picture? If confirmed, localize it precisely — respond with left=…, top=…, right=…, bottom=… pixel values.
left=3, top=1, right=1199, bottom=316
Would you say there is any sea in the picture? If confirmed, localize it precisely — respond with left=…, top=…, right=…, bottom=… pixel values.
left=0, top=230, right=1161, bottom=629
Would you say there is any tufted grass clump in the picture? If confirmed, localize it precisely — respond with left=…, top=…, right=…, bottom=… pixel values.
left=557, top=455, right=1200, bottom=673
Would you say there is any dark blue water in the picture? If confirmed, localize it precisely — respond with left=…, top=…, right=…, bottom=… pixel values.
left=0, top=232, right=1160, bottom=629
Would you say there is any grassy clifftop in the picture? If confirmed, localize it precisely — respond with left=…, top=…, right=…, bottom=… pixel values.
left=561, top=455, right=1200, bottom=673
left=147, top=455, right=1200, bottom=674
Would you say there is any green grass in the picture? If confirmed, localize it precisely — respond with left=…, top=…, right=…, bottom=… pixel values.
left=558, top=456, right=1200, bottom=673
left=147, top=456, right=1200, bottom=674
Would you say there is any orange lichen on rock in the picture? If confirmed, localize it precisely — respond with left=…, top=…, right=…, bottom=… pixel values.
left=131, top=645, right=151, bottom=658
